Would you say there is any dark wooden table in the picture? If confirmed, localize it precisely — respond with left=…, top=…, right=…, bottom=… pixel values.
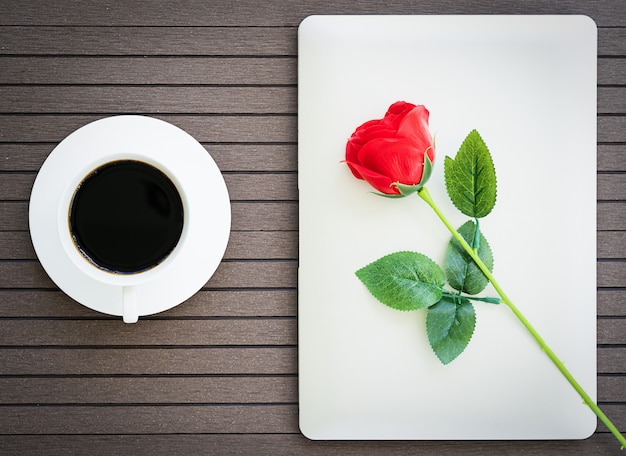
left=0, top=1, right=624, bottom=454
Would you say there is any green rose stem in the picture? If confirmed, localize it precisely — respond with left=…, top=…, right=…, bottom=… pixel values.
left=417, top=186, right=626, bottom=449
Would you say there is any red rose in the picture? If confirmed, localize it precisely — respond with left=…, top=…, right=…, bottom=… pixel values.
left=345, top=101, right=435, bottom=195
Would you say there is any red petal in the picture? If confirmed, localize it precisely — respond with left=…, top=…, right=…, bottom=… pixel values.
left=358, top=138, right=425, bottom=185
left=345, top=137, right=361, bottom=165
left=345, top=160, right=399, bottom=195
left=396, top=105, right=433, bottom=155
left=385, top=101, right=417, bottom=117
left=344, top=157, right=364, bottom=180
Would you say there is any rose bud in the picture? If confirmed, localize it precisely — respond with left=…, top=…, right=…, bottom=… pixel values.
left=345, top=101, right=435, bottom=196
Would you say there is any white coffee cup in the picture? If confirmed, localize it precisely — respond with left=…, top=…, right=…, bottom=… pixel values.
left=30, top=116, right=231, bottom=323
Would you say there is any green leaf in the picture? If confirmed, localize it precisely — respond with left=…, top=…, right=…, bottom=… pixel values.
left=355, top=251, right=445, bottom=311
left=444, top=129, right=497, bottom=218
left=426, top=296, right=476, bottom=364
left=445, top=221, right=494, bottom=295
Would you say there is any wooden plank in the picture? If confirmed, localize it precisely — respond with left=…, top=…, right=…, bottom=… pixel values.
left=0, top=289, right=297, bottom=318
left=0, top=86, right=297, bottom=114
left=231, top=202, right=298, bottom=231
left=596, top=404, right=626, bottom=434
left=0, top=433, right=623, bottom=456
left=598, top=375, right=626, bottom=403
left=598, top=58, right=626, bottom=85
left=0, top=318, right=296, bottom=346
left=598, top=145, right=626, bottom=172
left=599, top=28, right=626, bottom=56
left=599, top=116, right=626, bottom=143
left=598, top=290, right=626, bottom=317
left=0, top=115, right=297, bottom=143
left=599, top=87, right=626, bottom=114
left=225, top=173, right=298, bottom=201
left=0, top=259, right=297, bottom=289
left=598, top=261, right=626, bottom=288
left=598, top=347, right=626, bottom=374
left=1, top=0, right=625, bottom=26
left=0, top=144, right=50, bottom=171
left=0, top=261, right=56, bottom=288
left=597, top=318, right=626, bottom=345
left=0, top=232, right=30, bottom=260
left=0, top=404, right=298, bottom=434
left=0, top=231, right=299, bottom=261
left=224, top=231, right=298, bottom=259
left=0, top=143, right=297, bottom=173
left=0, top=26, right=297, bottom=56
left=0, top=347, right=298, bottom=375
left=0, top=376, right=297, bottom=404
left=598, top=232, right=626, bottom=259
left=0, top=201, right=299, bottom=231
left=0, top=202, right=27, bottom=231
left=598, top=202, right=626, bottom=231
left=0, top=174, right=31, bottom=201
left=209, top=260, right=297, bottom=289
left=0, top=56, right=297, bottom=84
left=598, top=173, right=626, bottom=201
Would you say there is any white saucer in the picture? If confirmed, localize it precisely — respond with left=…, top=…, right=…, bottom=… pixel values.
left=29, top=115, right=231, bottom=321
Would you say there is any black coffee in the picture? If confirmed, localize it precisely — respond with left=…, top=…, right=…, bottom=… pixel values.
left=69, top=160, right=184, bottom=274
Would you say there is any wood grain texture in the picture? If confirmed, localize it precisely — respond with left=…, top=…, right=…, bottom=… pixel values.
left=0, top=289, right=298, bottom=317
left=0, top=404, right=299, bottom=434
left=1, top=0, right=625, bottom=26
left=0, top=434, right=623, bottom=456
left=0, top=56, right=297, bottom=84
left=0, top=114, right=297, bottom=143
left=0, top=347, right=298, bottom=375
left=0, top=0, right=624, bottom=454
left=0, top=376, right=298, bottom=404
left=0, top=26, right=297, bottom=55
left=0, top=86, right=297, bottom=114
left=0, top=318, right=296, bottom=346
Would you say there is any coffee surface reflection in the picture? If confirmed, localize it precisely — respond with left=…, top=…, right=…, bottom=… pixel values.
left=69, top=160, right=184, bottom=274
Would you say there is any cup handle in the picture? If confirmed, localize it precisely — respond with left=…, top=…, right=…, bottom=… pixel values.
left=122, top=286, right=139, bottom=323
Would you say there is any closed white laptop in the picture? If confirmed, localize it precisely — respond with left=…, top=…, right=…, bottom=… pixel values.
left=298, top=15, right=597, bottom=440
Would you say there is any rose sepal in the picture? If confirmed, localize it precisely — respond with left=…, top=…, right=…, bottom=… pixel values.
left=370, top=182, right=422, bottom=199
left=395, top=151, right=434, bottom=195
left=372, top=153, right=435, bottom=199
